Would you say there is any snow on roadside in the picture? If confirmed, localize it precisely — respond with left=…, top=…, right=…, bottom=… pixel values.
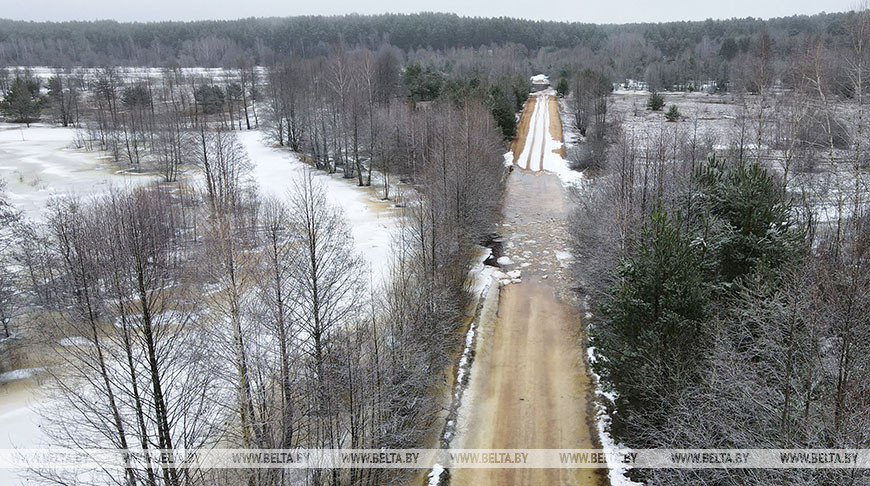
left=496, top=256, right=513, bottom=266
left=427, top=247, right=497, bottom=482
left=427, top=463, right=445, bottom=486
left=538, top=94, right=583, bottom=188
left=238, top=131, right=400, bottom=288
left=586, top=331, right=643, bottom=486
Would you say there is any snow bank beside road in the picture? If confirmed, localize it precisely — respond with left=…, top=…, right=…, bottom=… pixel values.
left=587, top=340, right=643, bottom=486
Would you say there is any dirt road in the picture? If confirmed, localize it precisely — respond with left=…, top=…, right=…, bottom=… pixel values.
left=450, top=94, right=606, bottom=485
left=510, top=93, right=565, bottom=172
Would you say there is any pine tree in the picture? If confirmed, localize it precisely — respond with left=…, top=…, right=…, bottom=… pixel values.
left=694, top=157, right=803, bottom=283
left=665, top=104, right=680, bottom=121
left=593, top=209, right=708, bottom=437
left=647, top=91, right=665, bottom=111
left=556, top=78, right=570, bottom=96
left=0, top=78, right=43, bottom=126
left=487, top=85, right=517, bottom=139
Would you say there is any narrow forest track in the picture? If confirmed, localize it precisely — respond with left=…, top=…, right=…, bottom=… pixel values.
left=511, top=92, right=565, bottom=172
left=510, top=96, right=536, bottom=168
left=449, top=93, right=606, bottom=485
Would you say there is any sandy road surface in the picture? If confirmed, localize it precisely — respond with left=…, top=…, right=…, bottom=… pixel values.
left=450, top=95, right=605, bottom=485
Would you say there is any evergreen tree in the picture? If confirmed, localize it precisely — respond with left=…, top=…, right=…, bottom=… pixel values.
left=694, top=158, right=803, bottom=283
left=487, top=85, right=517, bottom=139
left=0, top=77, right=42, bottom=125
left=593, top=209, right=709, bottom=437
left=647, top=92, right=664, bottom=111
left=402, top=62, right=444, bottom=102
left=556, top=78, right=570, bottom=96
left=664, top=104, right=680, bottom=121
left=194, top=84, right=225, bottom=115
left=47, top=75, right=75, bottom=127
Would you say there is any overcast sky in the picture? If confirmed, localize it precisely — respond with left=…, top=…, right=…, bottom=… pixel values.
left=0, top=0, right=855, bottom=24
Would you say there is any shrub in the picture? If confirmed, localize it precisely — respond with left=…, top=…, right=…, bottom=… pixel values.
left=647, top=92, right=665, bottom=111
left=556, top=78, right=570, bottom=96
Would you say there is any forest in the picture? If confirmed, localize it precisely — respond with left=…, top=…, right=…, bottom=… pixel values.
left=1, top=6, right=870, bottom=486
left=0, top=11, right=860, bottom=88
left=0, top=37, right=507, bottom=485
left=569, top=8, right=870, bottom=484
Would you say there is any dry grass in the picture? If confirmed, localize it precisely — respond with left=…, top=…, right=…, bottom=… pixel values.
left=548, top=96, right=566, bottom=158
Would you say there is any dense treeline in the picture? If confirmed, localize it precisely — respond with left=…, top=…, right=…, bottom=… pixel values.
left=0, top=11, right=859, bottom=89
left=3, top=6, right=870, bottom=485
left=0, top=46, right=523, bottom=180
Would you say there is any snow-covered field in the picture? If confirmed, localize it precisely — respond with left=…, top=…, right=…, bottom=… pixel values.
left=0, top=374, right=46, bottom=485
left=0, top=124, right=156, bottom=220
left=238, top=131, right=402, bottom=288
left=609, top=89, right=870, bottom=226
left=0, top=124, right=400, bottom=282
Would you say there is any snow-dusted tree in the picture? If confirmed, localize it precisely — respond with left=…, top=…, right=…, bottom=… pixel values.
left=286, top=173, right=365, bottom=455
left=254, top=198, right=302, bottom=449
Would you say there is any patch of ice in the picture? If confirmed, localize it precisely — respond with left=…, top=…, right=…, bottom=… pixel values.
left=238, top=131, right=401, bottom=288
left=0, top=124, right=157, bottom=221
left=496, top=256, right=513, bottom=266
left=0, top=367, right=41, bottom=385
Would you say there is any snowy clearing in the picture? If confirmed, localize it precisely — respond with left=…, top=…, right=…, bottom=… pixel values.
left=238, top=130, right=402, bottom=288
left=0, top=124, right=156, bottom=220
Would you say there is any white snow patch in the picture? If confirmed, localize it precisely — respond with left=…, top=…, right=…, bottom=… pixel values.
left=427, top=463, right=445, bottom=486
left=530, top=74, right=550, bottom=85
left=555, top=250, right=574, bottom=268
left=58, top=336, right=93, bottom=347
left=0, top=368, right=41, bottom=385
left=496, top=256, right=513, bottom=266
left=514, top=92, right=585, bottom=187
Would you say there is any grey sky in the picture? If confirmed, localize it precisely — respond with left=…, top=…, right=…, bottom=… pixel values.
left=0, top=0, right=855, bottom=24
